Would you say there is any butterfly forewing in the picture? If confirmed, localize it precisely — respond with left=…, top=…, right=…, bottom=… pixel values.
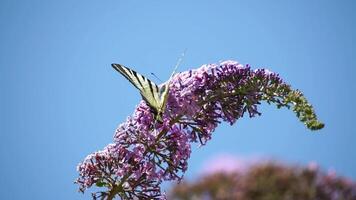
left=111, top=63, right=162, bottom=115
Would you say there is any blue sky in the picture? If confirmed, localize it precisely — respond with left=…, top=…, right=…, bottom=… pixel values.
left=1, top=0, right=355, bottom=199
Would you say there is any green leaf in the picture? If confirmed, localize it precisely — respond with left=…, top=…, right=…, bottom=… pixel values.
left=96, top=181, right=107, bottom=187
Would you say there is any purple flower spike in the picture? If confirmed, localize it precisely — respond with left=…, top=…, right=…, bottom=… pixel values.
left=76, top=60, right=324, bottom=199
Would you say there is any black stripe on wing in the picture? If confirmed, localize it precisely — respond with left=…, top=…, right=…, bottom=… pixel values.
left=141, top=94, right=158, bottom=114
left=112, top=64, right=147, bottom=91
left=131, top=70, right=144, bottom=89
left=112, top=64, right=136, bottom=88
left=148, top=80, right=155, bottom=98
left=111, top=63, right=161, bottom=105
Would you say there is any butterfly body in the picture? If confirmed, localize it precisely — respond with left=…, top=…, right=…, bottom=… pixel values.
left=112, top=64, right=173, bottom=123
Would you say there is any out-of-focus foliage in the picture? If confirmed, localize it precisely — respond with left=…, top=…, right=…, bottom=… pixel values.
left=169, top=162, right=356, bottom=200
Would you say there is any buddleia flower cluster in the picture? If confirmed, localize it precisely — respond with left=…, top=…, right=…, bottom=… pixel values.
left=75, top=60, right=324, bottom=199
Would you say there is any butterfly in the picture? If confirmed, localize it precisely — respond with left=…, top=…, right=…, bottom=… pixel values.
left=111, top=63, right=179, bottom=123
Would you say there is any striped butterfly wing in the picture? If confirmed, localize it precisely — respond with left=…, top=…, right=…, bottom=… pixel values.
left=111, top=63, right=163, bottom=118
left=156, top=60, right=180, bottom=115
left=157, top=82, right=170, bottom=115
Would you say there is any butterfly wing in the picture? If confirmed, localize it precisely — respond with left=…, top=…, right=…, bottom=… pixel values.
left=157, top=60, right=180, bottom=114
left=111, top=64, right=162, bottom=115
left=158, top=84, right=169, bottom=113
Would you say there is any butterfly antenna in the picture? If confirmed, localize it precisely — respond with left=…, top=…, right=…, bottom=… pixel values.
left=170, top=49, right=187, bottom=77
left=151, top=72, right=162, bottom=82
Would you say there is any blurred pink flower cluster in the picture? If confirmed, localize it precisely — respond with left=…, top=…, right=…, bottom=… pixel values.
left=170, top=157, right=356, bottom=200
